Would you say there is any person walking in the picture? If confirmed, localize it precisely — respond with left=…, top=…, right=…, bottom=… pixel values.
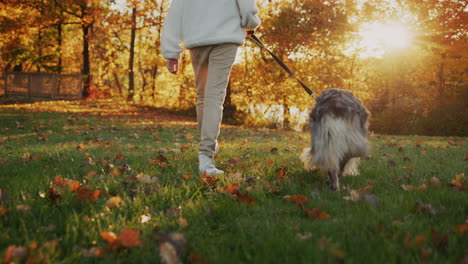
left=161, top=0, right=261, bottom=175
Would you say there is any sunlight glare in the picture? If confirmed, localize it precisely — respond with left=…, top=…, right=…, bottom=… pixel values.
left=359, top=22, right=413, bottom=56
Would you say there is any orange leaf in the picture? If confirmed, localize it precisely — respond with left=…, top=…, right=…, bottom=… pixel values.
left=277, top=168, right=286, bottom=179
left=119, top=229, right=141, bottom=248
left=284, top=195, right=308, bottom=205
left=101, top=231, right=118, bottom=244
left=224, top=184, right=239, bottom=195
left=454, top=222, right=468, bottom=235
left=3, top=245, right=27, bottom=263
left=54, top=176, right=67, bottom=186
left=303, top=206, right=330, bottom=220
left=357, top=185, right=374, bottom=193
left=178, top=217, right=189, bottom=228
left=236, top=192, right=254, bottom=205
left=265, top=158, right=274, bottom=167
left=76, top=187, right=101, bottom=203
left=91, top=190, right=102, bottom=202
left=200, top=174, right=219, bottom=188
left=69, top=180, right=81, bottom=192
left=182, top=174, right=192, bottom=180
left=115, top=154, right=125, bottom=162
left=450, top=173, right=467, bottom=191
left=403, top=166, right=413, bottom=173
left=111, top=167, right=122, bottom=177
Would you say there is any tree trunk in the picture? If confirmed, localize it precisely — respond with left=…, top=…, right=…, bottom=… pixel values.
left=127, top=7, right=137, bottom=101
left=82, top=23, right=91, bottom=99
left=151, top=65, right=158, bottom=100
left=113, top=72, right=123, bottom=97
left=283, top=99, right=291, bottom=129
left=57, top=22, right=62, bottom=73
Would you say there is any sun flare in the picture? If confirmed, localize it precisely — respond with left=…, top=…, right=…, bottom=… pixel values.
left=354, top=22, right=413, bottom=58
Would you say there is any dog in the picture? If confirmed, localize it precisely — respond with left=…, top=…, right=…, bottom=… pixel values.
left=300, top=88, right=370, bottom=191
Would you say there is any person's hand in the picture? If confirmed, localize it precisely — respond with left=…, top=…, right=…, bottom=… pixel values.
left=167, top=59, right=178, bottom=75
left=246, top=30, right=255, bottom=37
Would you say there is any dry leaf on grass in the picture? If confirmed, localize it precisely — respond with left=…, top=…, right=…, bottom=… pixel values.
left=105, top=196, right=122, bottom=208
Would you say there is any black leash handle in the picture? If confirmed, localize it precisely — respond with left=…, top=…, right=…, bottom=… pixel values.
left=248, top=33, right=315, bottom=97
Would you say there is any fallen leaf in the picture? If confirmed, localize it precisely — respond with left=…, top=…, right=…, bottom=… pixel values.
left=76, top=143, right=86, bottom=151
left=114, top=154, right=125, bottom=162
left=236, top=192, right=254, bottom=205
left=76, top=187, right=101, bottom=203
left=224, top=184, right=239, bottom=195
left=284, top=195, right=308, bottom=205
left=182, top=174, right=192, bottom=180
left=101, top=231, right=119, bottom=244
left=105, top=196, right=122, bottom=208
left=276, top=167, right=286, bottom=179
left=450, top=173, right=467, bottom=191
left=101, top=229, right=141, bottom=249
left=119, top=229, right=141, bottom=248
left=185, top=133, right=194, bottom=140
left=403, top=166, right=413, bottom=173
left=428, top=177, right=442, bottom=186
left=454, top=222, right=468, bottom=235
left=54, top=176, right=67, bottom=186
left=155, top=154, right=168, bottom=167
left=343, top=189, right=360, bottom=202
left=402, top=184, right=427, bottom=191
left=83, top=247, right=105, bottom=258
left=265, top=158, right=274, bottom=167
left=110, top=167, right=122, bottom=177
left=140, top=214, right=151, bottom=224
left=46, top=188, right=62, bottom=203
left=21, top=152, right=31, bottom=161
left=303, top=206, right=330, bottom=220
left=200, top=174, right=219, bottom=188
left=178, top=217, right=189, bottom=228
left=69, top=180, right=81, bottom=192
left=136, top=173, right=159, bottom=184
left=226, top=157, right=241, bottom=168
left=3, top=245, right=28, bottom=263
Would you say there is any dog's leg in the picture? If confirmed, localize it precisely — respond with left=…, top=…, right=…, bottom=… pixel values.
left=328, top=168, right=340, bottom=191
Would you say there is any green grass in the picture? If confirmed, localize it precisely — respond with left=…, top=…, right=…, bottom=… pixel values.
left=0, top=100, right=467, bottom=263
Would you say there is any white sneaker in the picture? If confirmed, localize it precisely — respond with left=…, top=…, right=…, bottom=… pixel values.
left=199, top=154, right=224, bottom=175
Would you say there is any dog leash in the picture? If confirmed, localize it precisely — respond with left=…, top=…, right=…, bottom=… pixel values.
left=248, top=33, right=315, bottom=97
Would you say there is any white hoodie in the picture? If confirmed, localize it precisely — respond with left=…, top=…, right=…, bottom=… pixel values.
left=161, top=0, right=261, bottom=59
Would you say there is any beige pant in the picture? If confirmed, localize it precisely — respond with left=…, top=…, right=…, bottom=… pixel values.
left=190, top=44, right=238, bottom=158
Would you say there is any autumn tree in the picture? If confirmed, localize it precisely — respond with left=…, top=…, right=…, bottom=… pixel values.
left=231, top=0, right=352, bottom=129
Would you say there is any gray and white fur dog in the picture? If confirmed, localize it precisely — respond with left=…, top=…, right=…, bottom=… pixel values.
left=300, top=88, right=370, bottom=191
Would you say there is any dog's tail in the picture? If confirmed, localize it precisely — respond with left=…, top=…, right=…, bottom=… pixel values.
left=304, top=115, right=369, bottom=175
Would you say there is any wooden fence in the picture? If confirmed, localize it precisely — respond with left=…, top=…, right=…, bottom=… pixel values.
left=4, top=72, right=82, bottom=100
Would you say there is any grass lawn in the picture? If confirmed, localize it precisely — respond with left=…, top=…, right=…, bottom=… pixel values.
left=0, top=99, right=467, bottom=263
